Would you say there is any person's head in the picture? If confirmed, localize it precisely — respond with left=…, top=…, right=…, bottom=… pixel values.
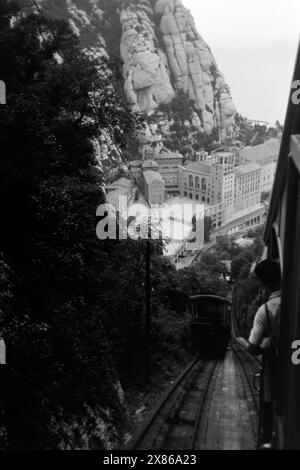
left=254, top=259, right=281, bottom=291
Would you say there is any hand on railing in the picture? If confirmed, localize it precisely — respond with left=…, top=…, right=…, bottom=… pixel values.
left=235, top=337, right=262, bottom=365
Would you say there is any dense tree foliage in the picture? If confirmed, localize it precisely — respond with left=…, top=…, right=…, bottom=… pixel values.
left=0, top=0, right=139, bottom=449
left=158, top=90, right=221, bottom=156
left=228, top=228, right=265, bottom=337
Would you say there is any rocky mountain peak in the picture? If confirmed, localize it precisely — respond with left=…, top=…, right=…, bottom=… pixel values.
left=33, top=0, right=236, bottom=139
left=120, top=0, right=236, bottom=135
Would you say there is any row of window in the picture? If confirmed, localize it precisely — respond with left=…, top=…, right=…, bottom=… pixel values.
left=227, top=215, right=263, bottom=234
left=184, top=192, right=210, bottom=203
left=238, top=187, right=260, bottom=192
left=213, top=221, right=223, bottom=228
left=186, top=175, right=208, bottom=190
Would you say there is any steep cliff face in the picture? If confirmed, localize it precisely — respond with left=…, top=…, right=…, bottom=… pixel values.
left=121, top=5, right=175, bottom=114
left=120, top=0, right=236, bottom=134
left=33, top=0, right=236, bottom=137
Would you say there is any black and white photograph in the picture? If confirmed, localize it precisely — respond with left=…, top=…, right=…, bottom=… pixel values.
left=0, top=0, right=300, bottom=454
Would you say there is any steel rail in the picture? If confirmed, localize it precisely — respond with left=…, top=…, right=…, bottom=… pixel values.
left=190, top=360, right=219, bottom=449
left=126, top=356, right=201, bottom=450
left=231, top=344, right=260, bottom=412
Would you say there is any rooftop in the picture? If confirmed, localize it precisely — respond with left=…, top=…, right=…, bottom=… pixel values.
left=129, top=159, right=142, bottom=168
left=110, top=177, right=132, bottom=189
left=239, top=138, right=280, bottom=163
left=183, top=162, right=211, bottom=175
left=143, top=170, right=164, bottom=184
left=142, top=160, right=159, bottom=169
left=212, top=151, right=235, bottom=158
left=155, top=151, right=183, bottom=160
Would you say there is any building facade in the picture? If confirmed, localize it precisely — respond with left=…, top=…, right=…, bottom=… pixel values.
left=142, top=170, right=165, bottom=206
left=259, top=158, right=277, bottom=193
left=179, top=162, right=211, bottom=203
left=153, top=150, right=183, bottom=194
left=238, top=138, right=280, bottom=193
left=209, top=151, right=235, bottom=208
left=234, top=163, right=262, bottom=212
left=195, top=150, right=209, bottom=163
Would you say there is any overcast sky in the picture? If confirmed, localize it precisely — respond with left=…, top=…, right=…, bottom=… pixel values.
left=183, top=0, right=300, bottom=124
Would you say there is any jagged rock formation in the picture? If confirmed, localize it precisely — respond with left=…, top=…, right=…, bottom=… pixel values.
left=121, top=6, right=175, bottom=114
left=120, top=0, right=236, bottom=134
left=32, top=0, right=236, bottom=138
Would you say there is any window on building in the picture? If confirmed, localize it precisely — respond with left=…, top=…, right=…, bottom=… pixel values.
left=184, top=191, right=187, bottom=197
left=202, top=196, right=205, bottom=202
left=189, top=175, right=193, bottom=187
left=195, top=176, right=200, bottom=189
left=196, top=195, right=199, bottom=200
left=202, top=178, right=207, bottom=191
left=189, top=193, right=193, bottom=199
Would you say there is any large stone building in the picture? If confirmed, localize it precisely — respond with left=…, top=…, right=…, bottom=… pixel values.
left=180, top=162, right=211, bottom=203
left=130, top=150, right=183, bottom=196
left=209, top=151, right=236, bottom=208
left=238, top=138, right=280, bottom=193
left=234, top=163, right=262, bottom=212
left=142, top=170, right=165, bottom=206
left=142, top=159, right=160, bottom=173
left=153, top=150, right=183, bottom=194
left=179, top=150, right=237, bottom=228
left=129, top=158, right=165, bottom=206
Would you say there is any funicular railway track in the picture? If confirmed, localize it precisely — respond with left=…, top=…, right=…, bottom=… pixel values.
left=127, top=343, right=261, bottom=449
left=127, top=301, right=262, bottom=450
left=231, top=311, right=262, bottom=413
left=231, top=342, right=260, bottom=412
left=127, top=358, right=218, bottom=450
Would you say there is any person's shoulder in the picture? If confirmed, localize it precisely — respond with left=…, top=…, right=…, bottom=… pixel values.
left=255, top=303, right=266, bottom=316
left=267, top=291, right=281, bottom=309
left=269, top=291, right=282, bottom=301
left=254, top=303, right=268, bottom=323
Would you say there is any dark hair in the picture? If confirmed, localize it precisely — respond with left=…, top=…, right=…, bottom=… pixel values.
left=254, top=259, right=281, bottom=286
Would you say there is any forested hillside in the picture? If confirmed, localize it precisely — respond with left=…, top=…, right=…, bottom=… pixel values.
left=0, top=1, right=232, bottom=449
